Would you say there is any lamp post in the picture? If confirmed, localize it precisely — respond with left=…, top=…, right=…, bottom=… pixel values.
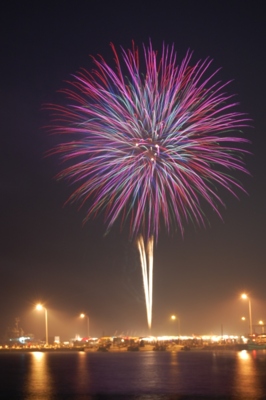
left=241, top=293, right=253, bottom=336
left=171, top=315, right=181, bottom=337
left=36, top=304, right=48, bottom=346
left=80, top=313, right=89, bottom=337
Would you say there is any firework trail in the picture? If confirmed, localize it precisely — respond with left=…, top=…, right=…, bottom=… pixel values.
left=49, top=41, right=250, bottom=328
left=137, top=236, right=153, bottom=328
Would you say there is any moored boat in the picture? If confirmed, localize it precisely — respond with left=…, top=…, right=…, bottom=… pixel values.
left=247, top=342, right=266, bottom=350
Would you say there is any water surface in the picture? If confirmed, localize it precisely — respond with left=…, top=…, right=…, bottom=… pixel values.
left=1, top=349, right=266, bottom=399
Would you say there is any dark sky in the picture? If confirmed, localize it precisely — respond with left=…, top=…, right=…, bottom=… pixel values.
left=0, top=2, right=265, bottom=341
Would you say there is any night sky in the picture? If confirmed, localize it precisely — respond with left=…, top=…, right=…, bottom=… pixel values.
left=1, top=2, right=265, bottom=341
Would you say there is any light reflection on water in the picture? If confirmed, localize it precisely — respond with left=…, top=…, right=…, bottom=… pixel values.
left=25, top=352, right=54, bottom=399
left=74, top=350, right=91, bottom=393
left=233, top=350, right=264, bottom=399
left=0, top=350, right=266, bottom=399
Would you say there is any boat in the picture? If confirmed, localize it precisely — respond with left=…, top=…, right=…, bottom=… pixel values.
left=247, top=342, right=266, bottom=350
left=97, top=346, right=108, bottom=352
left=127, top=345, right=139, bottom=351
left=181, top=345, right=191, bottom=351
left=153, top=344, right=167, bottom=351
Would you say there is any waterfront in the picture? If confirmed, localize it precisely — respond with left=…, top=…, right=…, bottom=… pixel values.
left=1, top=349, right=266, bottom=399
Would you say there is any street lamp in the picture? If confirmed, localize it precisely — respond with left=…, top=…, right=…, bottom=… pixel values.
left=241, top=293, right=253, bottom=336
left=171, top=315, right=181, bottom=336
left=80, top=313, right=89, bottom=337
left=36, top=304, right=48, bottom=346
left=259, top=320, right=264, bottom=334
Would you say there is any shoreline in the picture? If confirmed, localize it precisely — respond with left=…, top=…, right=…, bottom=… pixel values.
left=0, top=343, right=249, bottom=353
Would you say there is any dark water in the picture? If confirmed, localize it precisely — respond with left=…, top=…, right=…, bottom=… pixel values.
left=1, top=350, right=266, bottom=399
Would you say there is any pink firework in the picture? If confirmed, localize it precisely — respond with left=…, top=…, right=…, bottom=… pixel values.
left=49, top=42, right=250, bottom=328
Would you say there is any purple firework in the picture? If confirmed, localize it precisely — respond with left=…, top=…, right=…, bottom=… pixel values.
left=49, top=42, right=249, bottom=241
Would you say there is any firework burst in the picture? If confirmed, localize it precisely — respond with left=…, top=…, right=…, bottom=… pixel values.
left=49, top=42, right=250, bottom=328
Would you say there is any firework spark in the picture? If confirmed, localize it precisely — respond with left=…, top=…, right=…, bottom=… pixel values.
left=49, top=42, right=250, bottom=328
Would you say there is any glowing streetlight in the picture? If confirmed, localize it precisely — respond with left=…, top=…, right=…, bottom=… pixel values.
left=259, top=320, right=264, bottom=333
left=171, top=314, right=181, bottom=336
left=241, top=293, right=253, bottom=336
left=80, top=313, right=89, bottom=337
left=36, top=304, right=48, bottom=346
